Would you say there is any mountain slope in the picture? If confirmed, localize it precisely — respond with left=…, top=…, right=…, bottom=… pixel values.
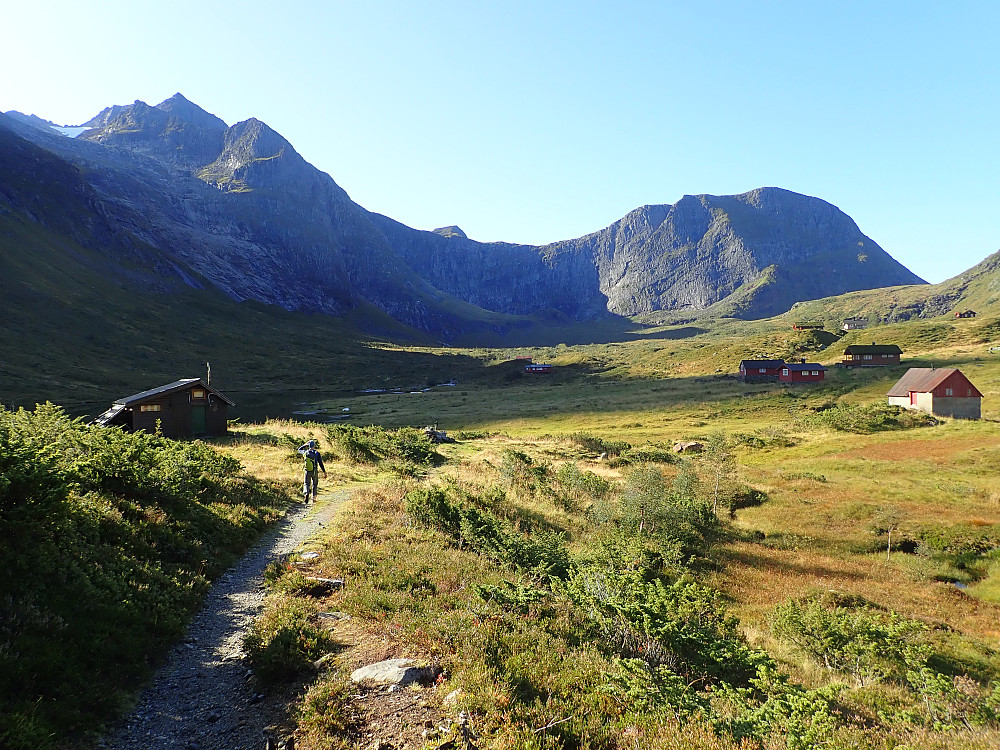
left=381, top=188, right=925, bottom=321
left=5, top=94, right=927, bottom=339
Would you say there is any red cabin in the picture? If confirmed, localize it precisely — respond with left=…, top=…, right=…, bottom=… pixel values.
left=779, top=363, right=827, bottom=383
left=739, top=359, right=785, bottom=383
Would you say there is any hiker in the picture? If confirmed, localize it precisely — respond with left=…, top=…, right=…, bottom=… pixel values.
left=297, top=440, right=327, bottom=502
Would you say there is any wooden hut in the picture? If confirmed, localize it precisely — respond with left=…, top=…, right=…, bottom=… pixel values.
left=739, top=359, right=785, bottom=383
left=93, top=378, right=234, bottom=438
left=843, top=343, right=902, bottom=368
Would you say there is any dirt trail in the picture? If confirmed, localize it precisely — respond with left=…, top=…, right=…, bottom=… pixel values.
left=98, top=488, right=353, bottom=750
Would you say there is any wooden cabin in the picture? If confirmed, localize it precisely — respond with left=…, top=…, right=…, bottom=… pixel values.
left=524, top=363, right=553, bottom=374
left=842, top=317, right=868, bottom=331
left=955, top=310, right=977, bottom=319
left=792, top=321, right=824, bottom=331
left=779, top=362, right=827, bottom=383
left=739, top=359, right=785, bottom=383
left=843, top=343, right=902, bottom=368
left=887, top=368, right=982, bottom=419
left=93, top=378, right=234, bottom=438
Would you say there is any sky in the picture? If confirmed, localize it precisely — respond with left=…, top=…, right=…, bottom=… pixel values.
left=3, top=1, right=999, bottom=284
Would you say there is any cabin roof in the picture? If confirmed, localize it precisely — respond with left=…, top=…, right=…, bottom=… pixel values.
left=844, top=344, right=902, bottom=355
left=887, top=368, right=982, bottom=398
left=114, top=378, right=236, bottom=407
left=783, top=363, right=827, bottom=371
left=740, top=359, right=785, bottom=368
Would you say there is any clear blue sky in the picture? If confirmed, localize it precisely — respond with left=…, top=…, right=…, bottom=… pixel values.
left=3, top=1, right=999, bottom=284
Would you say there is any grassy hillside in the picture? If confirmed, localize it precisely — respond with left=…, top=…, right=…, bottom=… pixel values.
left=5, top=299, right=1000, bottom=749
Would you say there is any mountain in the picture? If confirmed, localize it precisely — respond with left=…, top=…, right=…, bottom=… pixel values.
left=3, top=94, right=927, bottom=342
left=377, top=188, right=926, bottom=322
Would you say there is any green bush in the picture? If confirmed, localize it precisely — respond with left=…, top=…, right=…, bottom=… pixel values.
left=0, top=403, right=287, bottom=749
left=324, top=424, right=439, bottom=467
left=567, top=432, right=630, bottom=457
left=405, top=485, right=570, bottom=579
left=243, top=597, right=336, bottom=683
left=808, top=402, right=937, bottom=434
left=771, top=594, right=930, bottom=685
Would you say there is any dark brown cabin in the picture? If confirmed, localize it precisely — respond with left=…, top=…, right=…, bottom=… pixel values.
left=93, top=378, right=234, bottom=438
left=842, top=343, right=902, bottom=368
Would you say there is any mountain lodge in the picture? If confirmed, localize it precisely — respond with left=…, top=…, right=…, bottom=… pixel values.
left=93, top=378, right=234, bottom=438
left=887, top=368, right=982, bottom=419
left=842, top=317, right=868, bottom=331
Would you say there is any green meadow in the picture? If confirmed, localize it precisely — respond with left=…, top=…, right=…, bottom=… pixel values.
left=4, top=302, right=1000, bottom=749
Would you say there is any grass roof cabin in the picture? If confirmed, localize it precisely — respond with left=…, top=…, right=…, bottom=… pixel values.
left=93, top=378, right=235, bottom=438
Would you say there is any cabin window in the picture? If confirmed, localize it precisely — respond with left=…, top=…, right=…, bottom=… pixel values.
left=191, top=389, right=206, bottom=399
left=782, top=369, right=789, bottom=376
left=945, top=388, right=953, bottom=396
left=759, top=368, right=766, bottom=373
left=811, top=370, right=819, bottom=376
left=863, top=354, right=872, bottom=360
left=968, top=388, right=973, bottom=396
left=140, top=404, right=162, bottom=412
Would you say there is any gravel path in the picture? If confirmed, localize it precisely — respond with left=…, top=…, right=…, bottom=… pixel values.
left=98, top=488, right=352, bottom=750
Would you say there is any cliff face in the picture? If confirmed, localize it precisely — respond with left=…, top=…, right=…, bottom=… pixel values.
left=3, top=94, right=927, bottom=338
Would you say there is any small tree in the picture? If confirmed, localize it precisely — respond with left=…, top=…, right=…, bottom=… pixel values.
left=873, top=506, right=905, bottom=561
left=702, top=431, right=737, bottom=516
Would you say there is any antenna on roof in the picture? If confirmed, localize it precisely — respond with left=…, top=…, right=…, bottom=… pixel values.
left=206, top=362, right=211, bottom=386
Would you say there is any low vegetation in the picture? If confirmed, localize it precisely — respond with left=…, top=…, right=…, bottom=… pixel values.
left=0, top=404, right=289, bottom=749
left=3, top=305, right=999, bottom=749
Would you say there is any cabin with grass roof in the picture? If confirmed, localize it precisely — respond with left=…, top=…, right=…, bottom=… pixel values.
left=887, top=368, right=982, bottom=419
left=93, top=378, right=234, bottom=438
left=843, top=343, right=902, bottom=368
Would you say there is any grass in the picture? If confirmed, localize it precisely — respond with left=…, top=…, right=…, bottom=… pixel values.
left=5, top=286, right=1000, bottom=748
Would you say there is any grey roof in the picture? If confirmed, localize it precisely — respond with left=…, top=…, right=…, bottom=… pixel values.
left=740, top=359, right=785, bottom=368
left=887, top=368, right=981, bottom=398
left=784, top=363, right=827, bottom=371
left=114, top=378, right=236, bottom=406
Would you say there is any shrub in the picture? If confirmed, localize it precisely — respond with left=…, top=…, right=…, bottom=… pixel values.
left=243, top=597, right=336, bottom=683
left=771, top=594, right=930, bottom=685
left=324, top=424, right=439, bottom=468
left=808, top=402, right=937, bottom=434
left=405, top=485, right=570, bottom=579
left=0, top=403, right=288, bottom=748
left=567, top=432, right=630, bottom=457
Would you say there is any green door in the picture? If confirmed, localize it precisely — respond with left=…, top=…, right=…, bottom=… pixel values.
left=191, top=405, right=207, bottom=436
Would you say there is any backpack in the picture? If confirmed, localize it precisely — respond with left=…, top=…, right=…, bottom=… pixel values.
left=304, top=453, right=316, bottom=472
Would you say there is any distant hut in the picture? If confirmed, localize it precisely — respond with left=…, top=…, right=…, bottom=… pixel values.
left=739, top=359, right=785, bottom=383
left=954, top=310, right=977, bottom=319
left=792, top=321, right=824, bottom=331
left=524, top=363, right=553, bottom=374
left=842, top=317, right=868, bottom=331
left=843, top=343, right=902, bottom=368
left=887, top=368, right=982, bottom=419
left=93, top=378, right=234, bottom=438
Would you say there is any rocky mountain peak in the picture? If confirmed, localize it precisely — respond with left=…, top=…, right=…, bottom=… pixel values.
left=155, top=93, right=228, bottom=131
left=432, top=225, right=467, bottom=239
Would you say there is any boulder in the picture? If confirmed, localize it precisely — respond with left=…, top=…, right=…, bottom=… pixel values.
left=350, top=658, right=434, bottom=687
left=672, top=441, right=704, bottom=453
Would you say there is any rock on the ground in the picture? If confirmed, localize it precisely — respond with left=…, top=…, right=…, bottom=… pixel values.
left=350, top=659, right=434, bottom=687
